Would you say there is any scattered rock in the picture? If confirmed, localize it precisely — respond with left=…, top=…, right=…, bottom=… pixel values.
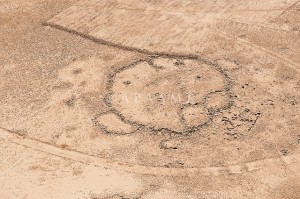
left=280, top=149, right=289, bottom=156
left=160, top=139, right=181, bottom=149
left=64, top=96, right=76, bottom=107
left=164, top=161, right=185, bottom=168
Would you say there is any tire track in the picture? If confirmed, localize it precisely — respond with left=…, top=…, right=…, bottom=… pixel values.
left=1, top=128, right=299, bottom=176
left=216, top=31, right=300, bottom=73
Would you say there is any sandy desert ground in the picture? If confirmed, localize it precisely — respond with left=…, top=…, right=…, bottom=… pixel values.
left=0, top=0, right=300, bottom=198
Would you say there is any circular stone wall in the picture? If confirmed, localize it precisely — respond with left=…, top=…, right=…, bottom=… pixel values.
left=106, top=56, right=233, bottom=134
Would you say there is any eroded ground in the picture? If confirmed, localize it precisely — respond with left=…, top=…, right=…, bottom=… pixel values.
left=0, top=0, right=299, bottom=198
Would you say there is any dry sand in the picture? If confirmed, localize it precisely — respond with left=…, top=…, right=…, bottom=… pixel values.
left=0, top=0, right=299, bottom=198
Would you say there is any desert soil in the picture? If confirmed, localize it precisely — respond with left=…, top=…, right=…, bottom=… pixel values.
left=0, top=0, right=299, bottom=198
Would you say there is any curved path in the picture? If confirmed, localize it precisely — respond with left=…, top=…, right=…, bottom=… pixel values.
left=1, top=128, right=299, bottom=176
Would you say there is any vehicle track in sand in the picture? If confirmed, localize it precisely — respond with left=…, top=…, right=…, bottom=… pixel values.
left=1, top=127, right=299, bottom=176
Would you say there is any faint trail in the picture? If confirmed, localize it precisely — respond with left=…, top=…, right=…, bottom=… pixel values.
left=216, top=31, right=300, bottom=72
left=44, top=21, right=300, bottom=73
left=74, top=3, right=289, bottom=13
left=269, top=0, right=300, bottom=23
left=217, top=18, right=299, bottom=32
left=0, top=128, right=299, bottom=176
